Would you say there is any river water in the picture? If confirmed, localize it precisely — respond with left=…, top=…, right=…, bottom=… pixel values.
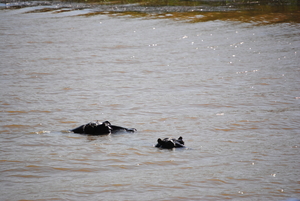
left=0, top=3, right=300, bottom=200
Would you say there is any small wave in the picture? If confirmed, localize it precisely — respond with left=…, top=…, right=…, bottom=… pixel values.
left=29, top=130, right=51, bottom=134
left=9, top=174, right=46, bottom=178
left=206, top=178, right=228, bottom=184
left=3, top=124, right=31, bottom=128
left=215, top=128, right=236, bottom=132
left=48, top=164, right=107, bottom=172
left=7, top=110, right=27, bottom=114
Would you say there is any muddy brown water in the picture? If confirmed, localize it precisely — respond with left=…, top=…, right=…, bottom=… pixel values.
left=0, top=2, right=300, bottom=200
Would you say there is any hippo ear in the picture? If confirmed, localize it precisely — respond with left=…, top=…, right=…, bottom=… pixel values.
left=178, top=136, right=183, bottom=140
left=157, top=138, right=162, bottom=143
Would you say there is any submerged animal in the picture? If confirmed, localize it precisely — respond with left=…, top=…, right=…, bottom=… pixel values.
left=71, top=121, right=136, bottom=135
left=155, top=136, right=185, bottom=149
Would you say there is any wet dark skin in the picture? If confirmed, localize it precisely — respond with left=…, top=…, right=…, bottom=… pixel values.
left=71, top=121, right=136, bottom=135
left=155, top=136, right=185, bottom=149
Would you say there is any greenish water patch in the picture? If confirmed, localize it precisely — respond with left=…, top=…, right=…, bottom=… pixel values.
left=2, top=0, right=300, bottom=24
left=63, top=0, right=299, bottom=7
left=77, top=5, right=300, bottom=25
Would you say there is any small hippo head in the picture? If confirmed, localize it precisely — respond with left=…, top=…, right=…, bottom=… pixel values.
left=156, top=138, right=176, bottom=149
left=155, top=136, right=185, bottom=149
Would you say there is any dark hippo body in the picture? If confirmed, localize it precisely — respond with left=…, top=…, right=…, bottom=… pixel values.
left=71, top=121, right=136, bottom=135
left=155, top=136, right=185, bottom=149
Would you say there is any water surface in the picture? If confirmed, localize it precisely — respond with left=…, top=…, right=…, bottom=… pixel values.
left=0, top=3, right=300, bottom=200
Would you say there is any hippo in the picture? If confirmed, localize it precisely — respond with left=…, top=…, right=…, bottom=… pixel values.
left=155, top=136, right=185, bottom=149
left=71, top=121, right=136, bottom=135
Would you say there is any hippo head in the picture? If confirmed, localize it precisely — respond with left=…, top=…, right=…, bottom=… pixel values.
left=83, top=121, right=111, bottom=134
left=95, top=121, right=111, bottom=134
